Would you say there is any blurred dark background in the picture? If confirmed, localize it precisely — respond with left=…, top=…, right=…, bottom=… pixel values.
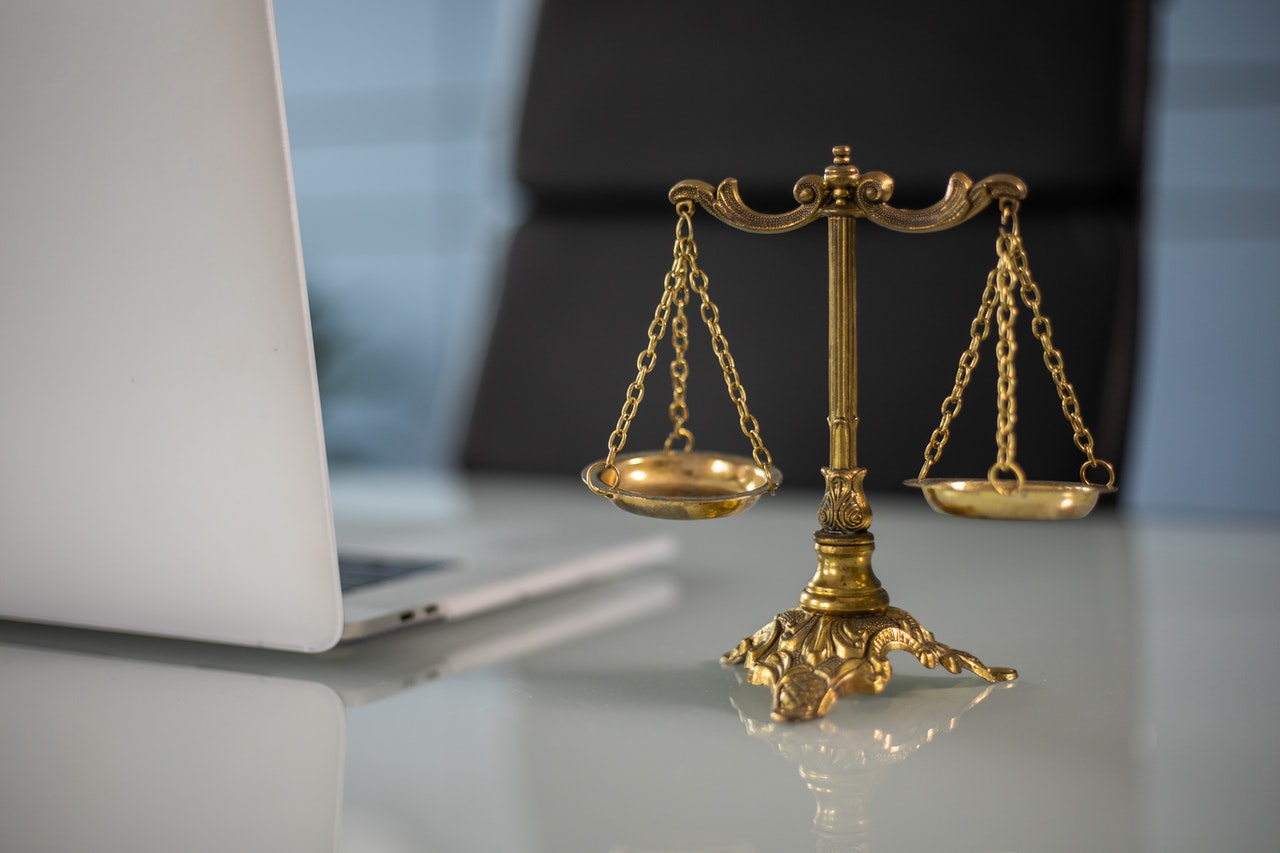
left=464, top=0, right=1146, bottom=494
left=274, top=0, right=1280, bottom=514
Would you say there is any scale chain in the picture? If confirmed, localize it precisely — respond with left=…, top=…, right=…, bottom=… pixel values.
left=601, top=261, right=679, bottom=471
left=664, top=240, right=693, bottom=452
left=917, top=198, right=1116, bottom=491
left=1003, top=203, right=1116, bottom=488
left=989, top=213, right=1024, bottom=494
left=599, top=201, right=777, bottom=492
left=918, top=274, right=997, bottom=479
left=683, top=233, right=776, bottom=490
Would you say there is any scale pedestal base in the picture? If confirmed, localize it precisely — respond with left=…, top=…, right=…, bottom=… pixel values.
left=723, top=607, right=1017, bottom=723
left=723, top=529, right=1016, bottom=722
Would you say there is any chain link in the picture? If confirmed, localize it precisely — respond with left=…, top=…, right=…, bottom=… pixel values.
left=600, top=201, right=776, bottom=491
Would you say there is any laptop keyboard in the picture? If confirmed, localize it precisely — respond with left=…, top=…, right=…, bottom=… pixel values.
left=337, top=555, right=453, bottom=592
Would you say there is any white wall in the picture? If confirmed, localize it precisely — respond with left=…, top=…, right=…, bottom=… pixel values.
left=272, top=0, right=534, bottom=468
left=1128, top=0, right=1280, bottom=515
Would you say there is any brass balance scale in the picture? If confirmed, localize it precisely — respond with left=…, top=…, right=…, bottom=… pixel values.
left=582, top=146, right=1116, bottom=722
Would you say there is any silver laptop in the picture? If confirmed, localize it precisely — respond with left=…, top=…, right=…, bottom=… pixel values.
left=0, top=0, right=674, bottom=651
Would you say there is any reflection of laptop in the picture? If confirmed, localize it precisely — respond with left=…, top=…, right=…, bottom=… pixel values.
left=0, top=573, right=677, bottom=852
left=0, top=0, right=674, bottom=651
left=0, top=572, right=680, bottom=707
left=2, top=646, right=346, bottom=853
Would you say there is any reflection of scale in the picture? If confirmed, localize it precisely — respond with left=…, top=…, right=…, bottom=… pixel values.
left=731, top=677, right=1002, bottom=852
left=583, top=146, right=1116, bottom=721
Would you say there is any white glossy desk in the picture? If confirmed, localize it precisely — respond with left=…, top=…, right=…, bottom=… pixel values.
left=1, top=473, right=1277, bottom=852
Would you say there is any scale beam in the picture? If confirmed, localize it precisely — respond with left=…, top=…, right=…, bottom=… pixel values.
left=668, top=148, right=1026, bottom=236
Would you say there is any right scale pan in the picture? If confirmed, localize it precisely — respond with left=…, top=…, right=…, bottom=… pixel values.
left=904, top=478, right=1115, bottom=521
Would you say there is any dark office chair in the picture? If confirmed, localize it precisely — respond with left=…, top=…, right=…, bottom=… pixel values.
left=465, top=1, right=1150, bottom=493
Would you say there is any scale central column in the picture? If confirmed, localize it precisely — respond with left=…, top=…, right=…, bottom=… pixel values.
left=709, top=145, right=1020, bottom=720
left=803, top=148, right=887, bottom=614
left=826, top=212, right=858, bottom=471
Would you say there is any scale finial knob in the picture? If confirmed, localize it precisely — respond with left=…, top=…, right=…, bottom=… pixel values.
left=826, top=146, right=859, bottom=206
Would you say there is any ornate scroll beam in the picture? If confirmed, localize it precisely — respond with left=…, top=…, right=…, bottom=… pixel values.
left=854, top=171, right=1028, bottom=233
left=669, top=174, right=827, bottom=234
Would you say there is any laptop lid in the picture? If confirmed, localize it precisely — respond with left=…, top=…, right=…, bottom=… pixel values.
left=0, top=0, right=344, bottom=650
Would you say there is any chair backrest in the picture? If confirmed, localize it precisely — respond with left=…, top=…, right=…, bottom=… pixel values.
left=465, top=0, right=1150, bottom=493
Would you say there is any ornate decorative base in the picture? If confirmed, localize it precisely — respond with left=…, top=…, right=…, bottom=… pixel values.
left=723, top=606, right=1017, bottom=722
